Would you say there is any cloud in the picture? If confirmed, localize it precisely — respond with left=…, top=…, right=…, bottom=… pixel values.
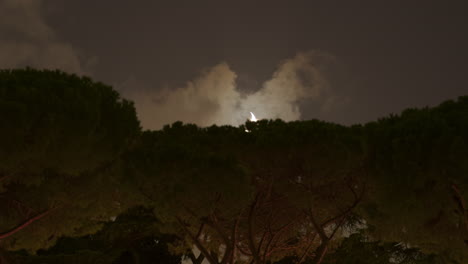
left=0, top=0, right=91, bottom=74
left=123, top=63, right=241, bottom=129
left=0, top=2, right=345, bottom=129
left=240, top=51, right=333, bottom=122
left=123, top=51, right=346, bottom=130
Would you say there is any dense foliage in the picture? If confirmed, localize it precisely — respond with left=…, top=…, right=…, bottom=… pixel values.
left=10, top=207, right=181, bottom=264
left=362, top=99, right=468, bottom=262
left=0, top=69, right=141, bottom=253
left=0, top=69, right=467, bottom=263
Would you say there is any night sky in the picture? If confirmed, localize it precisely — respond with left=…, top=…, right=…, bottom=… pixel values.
left=1, top=0, right=468, bottom=129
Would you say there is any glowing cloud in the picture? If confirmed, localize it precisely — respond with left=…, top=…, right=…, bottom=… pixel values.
left=123, top=51, right=341, bottom=130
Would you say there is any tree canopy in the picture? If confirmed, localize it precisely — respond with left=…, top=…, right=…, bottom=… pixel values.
left=361, top=97, right=468, bottom=262
left=1, top=69, right=467, bottom=263
left=0, top=68, right=141, bottom=253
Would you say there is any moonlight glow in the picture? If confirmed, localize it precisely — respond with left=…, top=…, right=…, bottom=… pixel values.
left=249, top=112, right=258, bottom=122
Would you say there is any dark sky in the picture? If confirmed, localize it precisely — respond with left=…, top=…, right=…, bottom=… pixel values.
left=1, top=0, right=468, bottom=129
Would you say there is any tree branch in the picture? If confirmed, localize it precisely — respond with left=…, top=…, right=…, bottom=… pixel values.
left=177, top=217, right=218, bottom=264
left=0, top=209, right=50, bottom=240
left=188, top=252, right=205, bottom=264
left=320, top=179, right=364, bottom=231
left=307, top=208, right=328, bottom=242
left=236, top=244, right=252, bottom=256
left=220, top=213, right=241, bottom=264
left=296, top=233, right=317, bottom=264
left=311, top=242, right=328, bottom=264
left=196, top=222, right=205, bottom=239
left=204, top=214, right=230, bottom=249
left=248, top=193, right=261, bottom=263
left=255, top=229, right=268, bottom=261
left=452, top=184, right=468, bottom=232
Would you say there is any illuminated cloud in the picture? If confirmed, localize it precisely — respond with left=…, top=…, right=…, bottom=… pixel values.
left=0, top=1, right=344, bottom=129
left=124, top=51, right=344, bottom=130
left=124, top=63, right=241, bottom=129
left=239, top=51, right=332, bottom=122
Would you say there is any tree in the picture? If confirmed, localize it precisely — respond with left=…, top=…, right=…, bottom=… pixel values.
left=0, top=68, right=141, bottom=253
left=361, top=96, right=468, bottom=263
left=235, top=120, right=366, bottom=264
left=125, top=123, right=253, bottom=264
left=3, top=69, right=467, bottom=263
left=127, top=120, right=366, bottom=264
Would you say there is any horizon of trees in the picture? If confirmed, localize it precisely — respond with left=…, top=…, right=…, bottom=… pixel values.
left=0, top=68, right=467, bottom=263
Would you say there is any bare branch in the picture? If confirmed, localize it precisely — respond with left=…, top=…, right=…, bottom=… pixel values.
left=248, top=193, right=261, bottom=263
left=177, top=217, right=218, bottom=264
left=236, top=244, right=252, bottom=256
left=311, top=242, right=328, bottom=264
left=307, top=208, right=328, bottom=242
left=196, top=222, right=205, bottom=239
left=452, top=184, right=468, bottom=232
left=296, top=233, right=317, bottom=264
left=220, top=213, right=241, bottom=264
left=0, top=209, right=50, bottom=240
left=204, top=214, right=230, bottom=248
left=188, top=252, right=205, bottom=264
